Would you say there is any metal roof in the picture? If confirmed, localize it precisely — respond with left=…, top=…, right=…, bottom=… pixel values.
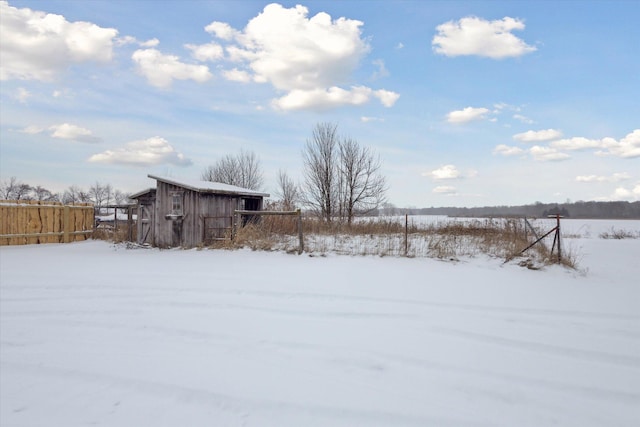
left=147, top=174, right=270, bottom=198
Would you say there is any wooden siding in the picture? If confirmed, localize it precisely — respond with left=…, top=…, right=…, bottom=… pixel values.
left=133, top=190, right=156, bottom=246
left=153, top=182, right=261, bottom=248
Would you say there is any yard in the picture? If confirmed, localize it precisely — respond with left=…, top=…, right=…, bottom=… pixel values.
left=1, top=218, right=639, bottom=426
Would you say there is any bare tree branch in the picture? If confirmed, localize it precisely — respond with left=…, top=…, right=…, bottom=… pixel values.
left=301, top=123, right=387, bottom=224
left=275, top=169, right=300, bottom=210
left=202, top=149, right=264, bottom=190
left=339, top=138, right=387, bottom=224
left=302, top=122, right=339, bottom=222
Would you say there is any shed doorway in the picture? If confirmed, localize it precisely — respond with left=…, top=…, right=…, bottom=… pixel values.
left=139, top=204, right=154, bottom=245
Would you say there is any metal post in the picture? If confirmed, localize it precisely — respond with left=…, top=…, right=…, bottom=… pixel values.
left=556, top=214, right=562, bottom=263
left=404, top=214, right=408, bottom=257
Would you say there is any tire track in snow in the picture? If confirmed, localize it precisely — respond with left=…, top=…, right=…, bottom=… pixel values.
left=430, top=326, right=640, bottom=368
left=1, top=360, right=490, bottom=427
left=164, top=288, right=640, bottom=321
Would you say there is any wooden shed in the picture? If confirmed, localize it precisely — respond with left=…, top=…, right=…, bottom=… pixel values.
left=130, top=175, right=269, bottom=248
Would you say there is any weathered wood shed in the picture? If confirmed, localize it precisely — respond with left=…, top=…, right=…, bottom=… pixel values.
left=130, top=175, right=269, bottom=248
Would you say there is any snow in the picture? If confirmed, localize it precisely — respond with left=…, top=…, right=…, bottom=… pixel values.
left=148, top=174, right=270, bottom=197
left=1, top=219, right=639, bottom=426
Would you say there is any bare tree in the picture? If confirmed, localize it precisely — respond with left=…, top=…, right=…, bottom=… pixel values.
left=302, top=122, right=339, bottom=222
left=0, top=176, right=18, bottom=199
left=301, top=123, right=387, bottom=224
left=202, top=149, right=264, bottom=190
left=89, top=182, right=111, bottom=210
left=113, top=189, right=131, bottom=205
left=338, top=138, right=387, bottom=225
left=0, top=177, right=32, bottom=200
left=62, top=185, right=91, bottom=204
left=275, top=169, right=300, bottom=210
left=32, top=185, right=58, bottom=201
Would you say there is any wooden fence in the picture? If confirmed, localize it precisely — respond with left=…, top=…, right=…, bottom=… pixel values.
left=0, top=200, right=94, bottom=246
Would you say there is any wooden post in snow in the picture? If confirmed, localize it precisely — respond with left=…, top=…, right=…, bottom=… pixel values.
left=127, top=206, right=134, bottom=242
left=297, top=209, right=304, bottom=255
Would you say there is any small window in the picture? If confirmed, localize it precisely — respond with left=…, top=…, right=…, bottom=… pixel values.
left=170, top=192, right=183, bottom=215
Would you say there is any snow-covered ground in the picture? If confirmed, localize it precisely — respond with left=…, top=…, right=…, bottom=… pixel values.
left=1, top=219, right=639, bottom=426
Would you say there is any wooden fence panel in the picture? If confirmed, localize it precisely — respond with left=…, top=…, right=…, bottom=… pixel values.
left=0, top=200, right=94, bottom=246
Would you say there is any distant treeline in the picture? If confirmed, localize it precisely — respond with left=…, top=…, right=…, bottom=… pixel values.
left=380, top=201, right=640, bottom=219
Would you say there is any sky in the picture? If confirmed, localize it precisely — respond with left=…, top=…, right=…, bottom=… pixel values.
left=1, top=0, right=639, bottom=208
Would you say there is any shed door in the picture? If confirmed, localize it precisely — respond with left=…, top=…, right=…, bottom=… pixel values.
left=139, top=204, right=154, bottom=245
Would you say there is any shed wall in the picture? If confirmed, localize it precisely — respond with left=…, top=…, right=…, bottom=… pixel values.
left=155, top=182, right=244, bottom=248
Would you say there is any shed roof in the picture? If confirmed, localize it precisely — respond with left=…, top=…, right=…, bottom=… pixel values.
left=129, top=188, right=156, bottom=199
left=148, top=174, right=270, bottom=198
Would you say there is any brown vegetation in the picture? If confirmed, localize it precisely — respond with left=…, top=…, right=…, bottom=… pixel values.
left=214, top=215, right=578, bottom=269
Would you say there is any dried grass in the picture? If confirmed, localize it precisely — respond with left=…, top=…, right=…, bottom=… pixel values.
left=95, top=213, right=579, bottom=269
left=227, top=216, right=578, bottom=269
left=92, top=223, right=135, bottom=244
left=599, top=227, right=640, bottom=239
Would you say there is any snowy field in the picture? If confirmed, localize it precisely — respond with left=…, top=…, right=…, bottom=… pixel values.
left=1, top=219, right=639, bottom=426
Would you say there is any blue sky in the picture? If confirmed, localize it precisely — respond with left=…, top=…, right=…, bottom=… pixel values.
left=1, top=0, right=638, bottom=207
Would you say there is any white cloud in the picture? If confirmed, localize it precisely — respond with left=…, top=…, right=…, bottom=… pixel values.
left=140, top=38, right=160, bottom=48
left=271, top=86, right=398, bottom=111
left=223, top=68, right=252, bottom=83
left=185, top=42, right=224, bottom=62
left=374, top=89, right=400, bottom=107
left=396, top=42, right=404, bottom=49
left=513, top=129, right=563, bottom=142
left=576, top=173, right=631, bottom=183
left=132, top=48, right=212, bottom=88
left=361, top=116, right=384, bottom=123
left=49, top=123, right=102, bottom=143
left=513, top=114, right=534, bottom=124
left=115, top=36, right=158, bottom=48
left=550, top=137, right=602, bottom=151
left=432, top=16, right=536, bottom=59
left=20, top=125, right=44, bottom=134
left=447, top=107, right=489, bottom=123
left=371, top=59, right=389, bottom=79
left=493, top=144, right=524, bottom=156
left=529, top=145, right=570, bottom=161
left=15, top=87, right=31, bottom=103
left=428, top=165, right=460, bottom=180
left=205, top=4, right=397, bottom=110
left=205, top=21, right=240, bottom=41
left=606, top=183, right=640, bottom=201
left=433, top=185, right=457, bottom=195
left=597, top=129, right=640, bottom=158
left=0, top=1, right=118, bottom=81
left=88, top=136, right=192, bottom=167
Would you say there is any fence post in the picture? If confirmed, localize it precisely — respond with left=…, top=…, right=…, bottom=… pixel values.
left=404, top=214, right=408, bottom=257
left=297, top=209, right=304, bottom=254
left=127, top=206, right=134, bottom=242
left=556, top=214, right=562, bottom=263
left=63, top=205, right=70, bottom=243
left=232, top=212, right=239, bottom=240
